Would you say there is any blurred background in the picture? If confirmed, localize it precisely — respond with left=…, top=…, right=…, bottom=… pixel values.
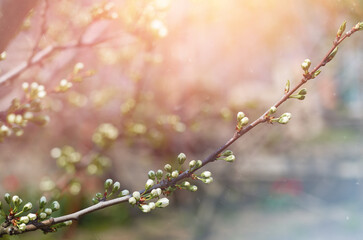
left=0, top=0, right=362, bottom=239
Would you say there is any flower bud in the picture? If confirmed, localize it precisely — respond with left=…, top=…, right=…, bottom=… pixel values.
left=177, top=153, right=186, bottom=165
left=112, top=181, right=120, bottom=193
left=39, top=212, right=47, bottom=219
left=141, top=204, right=151, bottom=213
left=241, top=117, right=249, bottom=126
left=39, top=196, right=47, bottom=208
left=149, top=202, right=156, bottom=210
left=201, top=171, right=212, bottom=178
left=104, top=178, right=113, bottom=189
left=27, top=213, right=37, bottom=221
left=128, top=197, right=137, bottom=205
left=156, top=169, right=163, bottom=180
left=353, top=22, right=363, bottom=31
left=189, top=160, right=196, bottom=168
left=221, top=150, right=233, bottom=157
left=145, top=179, right=154, bottom=190
left=23, top=202, right=32, bottom=212
left=148, top=170, right=156, bottom=179
left=4, top=193, right=11, bottom=204
left=44, top=208, right=52, bottom=215
left=189, top=185, right=198, bottom=192
left=18, top=223, right=27, bottom=232
left=51, top=201, right=60, bottom=211
left=182, top=181, right=190, bottom=187
left=132, top=191, right=141, bottom=200
left=196, top=160, right=202, bottom=168
left=203, top=177, right=213, bottom=184
left=164, top=164, right=172, bottom=173
left=224, top=155, right=236, bottom=163
left=155, top=198, right=169, bottom=208
left=269, top=106, right=277, bottom=114
left=12, top=195, right=21, bottom=206
left=20, top=216, right=29, bottom=224
left=95, top=192, right=103, bottom=199
left=171, top=170, right=179, bottom=178
left=120, top=189, right=129, bottom=197
left=64, top=220, right=73, bottom=226
left=237, top=112, right=245, bottom=121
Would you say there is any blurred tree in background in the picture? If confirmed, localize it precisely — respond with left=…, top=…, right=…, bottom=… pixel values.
left=0, top=0, right=362, bottom=239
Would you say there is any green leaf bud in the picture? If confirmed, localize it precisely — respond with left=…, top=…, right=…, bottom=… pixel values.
left=27, top=213, right=37, bottom=221
left=189, top=160, right=196, bottom=169
left=4, top=193, right=11, bottom=204
left=353, top=22, right=363, bottom=31
left=148, top=170, right=156, bottom=179
left=155, top=198, right=169, bottom=208
left=337, top=20, right=346, bottom=38
left=51, top=201, right=60, bottom=211
left=285, top=80, right=290, bottom=93
left=298, top=88, right=307, bottom=95
left=112, top=181, right=120, bottom=193
left=128, top=197, right=137, bottom=205
left=132, top=191, right=141, bottom=200
left=145, top=179, right=154, bottom=190
left=177, top=153, right=187, bottom=165
left=326, top=47, right=338, bottom=63
left=18, top=223, right=27, bottom=232
left=156, top=169, right=163, bottom=180
left=20, top=216, right=29, bottom=224
left=312, top=70, right=321, bottom=78
left=201, top=171, right=212, bottom=178
left=39, top=196, right=47, bottom=208
left=164, top=164, right=172, bottom=173
left=104, top=178, right=113, bottom=189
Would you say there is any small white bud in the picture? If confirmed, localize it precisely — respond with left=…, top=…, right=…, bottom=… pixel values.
left=237, top=112, right=245, bottom=121
left=64, top=220, right=73, bottom=226
left=22, top=82, right=29, bottom=91
left=120, top=189, right=129, bottom=196
left=20, top=216, right=29, bottom=224
left=23, top=202, right=32, bottom=211
left=149, top=202, right=156, bottom=210
left=190, top=185, right=198, bottom=192
left=39, top=212, right=47, bottom=219
left=44, top=208, right=52, bottom=215
left=155, top=198, right=169, bottom=208
left=189, top=160, right=196, bottom=168
left=18, top=223, right=27, bottom=231
left=241, top=117, right=249, bottom=126
left=51, top=201, right=60, bottom=211
left=132, top=191, right=140, bottom=200
left=171, top=170, right=179, bottom=178
left=201, top=171, right=212, bottom=178
left=112, top=181, right=121, bottom=192
left=12, top=195, right=21, bottom=205
left=145, top=179, right=154, bottom=190
left=27, top=213, right=37, bottom=221
left=128, top=197, right=137, bottom=205
left=141, top=204, right=151, bottom=213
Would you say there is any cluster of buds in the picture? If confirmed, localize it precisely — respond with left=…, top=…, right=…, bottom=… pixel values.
left=128, top=190, right=169, bottom=213
left=92, top=123, right=119, bottom=149
left=272, top=112, right=292, bottom=124
left=54, top=62, right=94, bottom=92
left=87, top=154, right=111, bottom=175
left=91, top=1, right=119, bottom=20
left=23, top=82, right=47, bottom=99
left=217, top=150, right=236, bottom=163
left=92, top=178, right=128, bottom=204
left=197, top=171, right=213, bottom=184
left=289, top=88, right=308, bottom=100
left=50, top=146, right=82, bottom=174
left=0, top=194, right=64, bottom=232
left=236, top=112, right=249, bottom=131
